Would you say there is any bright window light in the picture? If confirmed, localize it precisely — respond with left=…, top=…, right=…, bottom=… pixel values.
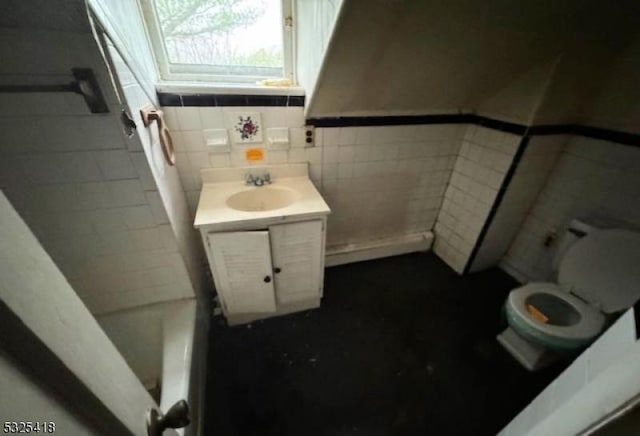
left=141, top=0, right=293, bottom=84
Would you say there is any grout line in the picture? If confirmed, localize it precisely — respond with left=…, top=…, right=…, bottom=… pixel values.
left=158, top=92, right=305, bottom=107
left=159, top=101, right=639, bottom=147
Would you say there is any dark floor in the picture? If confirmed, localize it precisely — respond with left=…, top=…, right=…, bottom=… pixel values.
left=205, top=253, right=566, bottom=436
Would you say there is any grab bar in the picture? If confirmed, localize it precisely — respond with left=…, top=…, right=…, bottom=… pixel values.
left=0, top=68, right=109, bottom=114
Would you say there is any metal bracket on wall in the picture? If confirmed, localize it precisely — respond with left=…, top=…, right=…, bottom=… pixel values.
left=120, top=109, right=137, bottom=138
left=0, top=68, right=109, bottom=114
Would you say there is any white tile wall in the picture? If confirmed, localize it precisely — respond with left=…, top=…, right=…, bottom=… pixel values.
left=166, top=105, right=309, bottom=217
left=107, top=43, right=204, bottom=305
left=502, top=135, right=640, bottom=281
left=470, top=135, right=567, bottom=273
left=171, top=106, right=631, bottom=282
left=433, top=125, right=521, bottom=273
left=0, top=27, right=195, bottom=315
left=319, top=125, right=462, bottom=248
left=166, top=106, right=465, bottom=250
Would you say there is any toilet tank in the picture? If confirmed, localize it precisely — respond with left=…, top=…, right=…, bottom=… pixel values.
left=551, top=219, right=598, bottom=271
left=551, top=216, right=637, bottom=271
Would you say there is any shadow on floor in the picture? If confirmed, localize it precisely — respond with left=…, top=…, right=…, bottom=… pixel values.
left=205, top=252, right=566, bottom=436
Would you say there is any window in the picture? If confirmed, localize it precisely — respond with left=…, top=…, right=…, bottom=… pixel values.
left=140, top=0, right=294, bottom=84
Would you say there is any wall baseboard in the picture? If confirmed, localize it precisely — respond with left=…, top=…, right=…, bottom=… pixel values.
left=325, top=232, right=434, bottom=267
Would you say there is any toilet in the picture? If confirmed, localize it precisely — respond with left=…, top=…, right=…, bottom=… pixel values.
left=498, top=221, right=640, bottom=370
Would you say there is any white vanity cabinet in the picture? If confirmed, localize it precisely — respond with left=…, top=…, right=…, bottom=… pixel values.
left=207, top=230, right=278, bottom=314
left=194, top=164, right=331, bottom=325
left=269, top=220, right=324, bottom=304
left=204, top=219, right=326, bottom=324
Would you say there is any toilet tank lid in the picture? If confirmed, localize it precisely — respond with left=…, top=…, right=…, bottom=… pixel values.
left=558, top=229, right=640, bottom=313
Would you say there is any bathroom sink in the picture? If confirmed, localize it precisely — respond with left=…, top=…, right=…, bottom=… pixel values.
left=226, top=186, right=301, bottom=212
left=194, top=164, right=331, bottom=229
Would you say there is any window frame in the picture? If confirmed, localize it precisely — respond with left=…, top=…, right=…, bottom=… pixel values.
left=139, top=0, right=295, bottom=85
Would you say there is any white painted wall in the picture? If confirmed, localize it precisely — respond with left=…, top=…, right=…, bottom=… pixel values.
left=533, top=37, right=640, bottom=134
left=502, top=136, right=640, bottom=281
left=305, top=0, right=639, bottom=128
left=305, top=0, right=555, bottom=119
left=581, top=36, right=640, bottom=134
left=294, top=0, right=343, bottom=112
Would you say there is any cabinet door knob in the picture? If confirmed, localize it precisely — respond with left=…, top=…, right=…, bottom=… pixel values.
left=274, top=267, right=281, bottom=274
left=263, top=276, right=271, bottom=283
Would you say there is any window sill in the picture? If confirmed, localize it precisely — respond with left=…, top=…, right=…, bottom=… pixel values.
left=156, top=81, right=305, bottom=96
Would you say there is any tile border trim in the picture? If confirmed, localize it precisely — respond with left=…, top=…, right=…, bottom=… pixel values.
left=306, top=114, right=640, bottom=147
left=157, top=92, right=305, bottom=107
left=158, top=98, right=640, bottom=146
left=307, top=114, right=527, bottom=135
left=462, top=124, right=638, bottom=274
left=530, top=124, right=640, bottom=146
left=460, top=122, right=640, bottom=275
left=463, top=136, right=531, bottom=274
left=308, top=114, right=474, bottom=127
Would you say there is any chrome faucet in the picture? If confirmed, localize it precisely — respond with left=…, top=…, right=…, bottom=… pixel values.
left=245, top=172, right=272, bottom=187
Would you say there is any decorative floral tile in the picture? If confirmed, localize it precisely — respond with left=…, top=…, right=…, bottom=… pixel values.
left=231, top=112, right=262, bottom=144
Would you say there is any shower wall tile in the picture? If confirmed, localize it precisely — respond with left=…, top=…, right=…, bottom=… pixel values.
left=0, top=27, right=196, bottom=315
left=94, top=150, right=137, bottom=180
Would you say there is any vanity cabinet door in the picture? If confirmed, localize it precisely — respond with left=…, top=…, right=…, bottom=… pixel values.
left=208, top=231, right=277, bottom=314
left=269, top=220, right=323, bottom=304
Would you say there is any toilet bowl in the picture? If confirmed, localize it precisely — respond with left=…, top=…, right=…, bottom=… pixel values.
left=502, top=228, right=640, bottom=365
left=506, top=283, right=605, bottom=350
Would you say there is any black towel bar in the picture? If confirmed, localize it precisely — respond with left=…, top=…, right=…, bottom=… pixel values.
left=0, top=68, right=109, bottom=114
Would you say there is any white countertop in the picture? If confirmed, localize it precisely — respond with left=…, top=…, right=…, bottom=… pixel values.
left=194, top=165, right=330, bottom=230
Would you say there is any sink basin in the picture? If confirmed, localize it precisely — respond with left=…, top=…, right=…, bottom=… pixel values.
left=226, top=186, right=301, bottom=212
left=194, top=165, right=332, bottom=229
